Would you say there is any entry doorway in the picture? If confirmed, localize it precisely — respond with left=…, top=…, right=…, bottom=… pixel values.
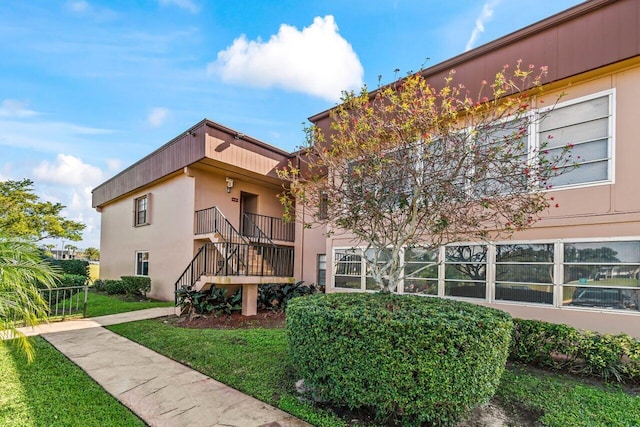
left=240, top=192, right=258, bottom=237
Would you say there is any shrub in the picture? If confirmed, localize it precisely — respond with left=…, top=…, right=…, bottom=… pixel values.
left=57, top=274, right=87, bottom=287
left=175, top=286, right=242, bottom=315
left=510, top=318, right=640, bottom=383
left=120, top=276, right=151, bottom=297
left=286, top=293, right=513, bottom=426
left=99, top=279, right=127, bottom=295
left=50, top=259, right=89, bottom=278
left=258, top=281, right=319, bottom=311
left=92, top=279, right=106, bottom=292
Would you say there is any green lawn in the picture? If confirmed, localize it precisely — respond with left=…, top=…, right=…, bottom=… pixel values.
left=0, top=337, right=145, bottom=427
left=83, top=291, right=174, bottom=318
left=88, top=264, right=100, bottom=282
left=109, top=319, right=640, bottom=427
left=497, top=367, right=640, bottom=426
left=108, top=321, right=348, bottom=427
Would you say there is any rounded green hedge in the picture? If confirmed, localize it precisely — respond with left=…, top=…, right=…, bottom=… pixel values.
left=286, top=293, right=513, bottom=426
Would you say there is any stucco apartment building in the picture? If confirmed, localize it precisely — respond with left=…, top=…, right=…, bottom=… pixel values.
left=93, top=0, right=640, bottom=337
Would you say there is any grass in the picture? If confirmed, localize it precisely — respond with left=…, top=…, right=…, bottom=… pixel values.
left=497, top=366, right=640, bottom=426
left=88, top=264, right=100, bottom=282
left=83, top=291, right=173, bottom=317
left=109, top=319, right=640, bottom=427
left=0, top=337, right=145, bottom=427
left=108, top=320, right=348, bottom=427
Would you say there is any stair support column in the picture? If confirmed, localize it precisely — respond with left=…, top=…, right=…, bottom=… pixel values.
left=241, top=284, right=258, bottom=316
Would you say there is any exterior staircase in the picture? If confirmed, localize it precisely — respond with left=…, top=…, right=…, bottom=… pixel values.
left=174, top=206, right=294, bottom=296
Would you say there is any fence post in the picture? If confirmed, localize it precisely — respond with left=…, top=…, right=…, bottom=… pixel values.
left=83, top=285, right=88, bottom=317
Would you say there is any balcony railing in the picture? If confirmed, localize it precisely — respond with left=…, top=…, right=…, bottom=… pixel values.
left=174, top=242, right=295, bottom=293
left=242, top=212, right=295, bottom=242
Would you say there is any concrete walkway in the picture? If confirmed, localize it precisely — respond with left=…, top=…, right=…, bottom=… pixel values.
left=20, top=308, right=310, bottom=427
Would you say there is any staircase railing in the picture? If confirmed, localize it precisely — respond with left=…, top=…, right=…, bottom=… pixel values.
left=241, top=212, right=275, bottom=246
left=195, top=206, right=248, bottom=244
left=242, top=212, right=295, bottom=242
left=174, top=244, right=207, bottom=297
left=177, top=207, right=296, bottom=300
left=173, top=242, right=295, bottom=299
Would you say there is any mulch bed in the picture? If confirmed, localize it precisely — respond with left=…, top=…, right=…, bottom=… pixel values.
left=169, top=310, right=286, bottom=329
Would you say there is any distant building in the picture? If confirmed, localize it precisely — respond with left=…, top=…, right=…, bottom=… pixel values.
left=48, top=249, right=76, bottom=260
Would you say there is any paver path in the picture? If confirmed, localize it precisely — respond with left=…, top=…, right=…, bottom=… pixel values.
left=19, top=308, right=310, bottom=427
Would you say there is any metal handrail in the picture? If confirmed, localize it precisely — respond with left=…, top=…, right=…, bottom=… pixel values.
left=195, top=206, right=248, bottom=244
left=242, top=212, right=295, bottom=242
left=241, top=212, right=275, bottom=246
left=173, top=242, right=295, bottom=300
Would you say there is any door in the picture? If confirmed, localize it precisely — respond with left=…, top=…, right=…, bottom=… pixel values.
left=240, top=192, right=258, bottom=237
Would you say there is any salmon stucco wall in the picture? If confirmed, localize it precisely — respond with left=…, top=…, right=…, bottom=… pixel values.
left=99, top=172, right=195, bottom=301
left=191, top=165, right=285, bottom=232
left=294, top=204, right=327, bottom=285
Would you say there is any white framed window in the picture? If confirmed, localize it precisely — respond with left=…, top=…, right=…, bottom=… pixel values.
left=134, top=194, right=150, bottom=226
left=444, top=244, right=487, bottom=299
left=562, top=241, right=640, bottom=310
left=333, top=249, right=363, bottom=290
left=494, top=243, right=554, bottom=305
left=471, top=116, right=532, bottom=196
left=538, top=89, right=614, bottom=189
left=330, top=237, right=640, bottom=313
left=317, top=254, right=327, bottom=287
left=403, top=247, right=439, bottom=295
left=135, top=251, right=149, bottom=276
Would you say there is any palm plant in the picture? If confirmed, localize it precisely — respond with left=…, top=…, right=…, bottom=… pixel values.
left=0, top=233, right=58, bottom=361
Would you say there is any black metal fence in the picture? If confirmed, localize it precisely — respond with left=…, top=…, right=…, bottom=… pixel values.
left=40, top=285, right=88, bottom=318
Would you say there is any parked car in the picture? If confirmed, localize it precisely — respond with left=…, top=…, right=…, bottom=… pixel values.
left=569, top=287, right=635, bottom=310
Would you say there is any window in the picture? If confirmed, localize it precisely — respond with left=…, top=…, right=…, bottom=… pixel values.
left=563, top=241, right=640, bottom=311
left=444, top=245, right=487, bottom=299
left=495, top=244, right=554, bottom=304
left=317, top=254, right=326, bottom=287
left=539, top=91, right=613, bottom=188
left=472, top=118, right=530, bottom=196
left=317, top=193, right=328, bottom=220
left=364, top=248, right=391, bottom=291
left=330, top=239, right=640, bottom=313
left=134, top=194, right=150, bottom=226
left=345, top=146, right=418, bottom=212
left=334, top=249, right=362, bottom=289
left=136, top=251, right=149, bottom=276
left=404, top=247, right=439, bottom=295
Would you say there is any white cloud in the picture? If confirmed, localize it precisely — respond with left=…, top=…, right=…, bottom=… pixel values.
left=33, top=154, right=104, bottom=187
left=0, top=99, right=38, bottom=118
left=158, top=0, right=199, bottom=13
left=209, top=16, right=364, bottom=102
left=105, top=158, right=122, bottom=172
left=32, top=155, right=107, bottom=248
left=147, top=107, right=169, bottom=127
left=66, top=1, right=90, bottom=13
left=465, top=0, right=500, bottom=51
left=24, top=155, right=107, bottom=249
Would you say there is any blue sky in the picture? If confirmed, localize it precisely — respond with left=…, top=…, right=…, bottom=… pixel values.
left=0, top=0, right=585, bottom=249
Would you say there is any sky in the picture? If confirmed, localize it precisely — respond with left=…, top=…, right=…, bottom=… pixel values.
left=0, top=0, right=586, bottom=250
